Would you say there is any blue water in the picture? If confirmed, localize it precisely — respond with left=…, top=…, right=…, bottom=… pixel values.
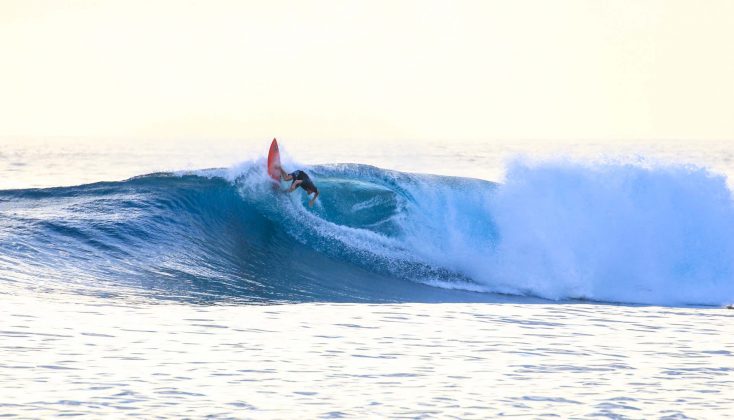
left=1, top=139, right=733, bottom=417
left=1, top=158, right=733, bottom=306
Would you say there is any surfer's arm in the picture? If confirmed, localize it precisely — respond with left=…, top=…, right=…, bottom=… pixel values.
left=281, top=171, right=292, bottom=181
left=288, top=180, right=302, bottom=192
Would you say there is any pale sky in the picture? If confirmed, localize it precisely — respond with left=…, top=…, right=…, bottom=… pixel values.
left=1, top=0, right=733, bottom=142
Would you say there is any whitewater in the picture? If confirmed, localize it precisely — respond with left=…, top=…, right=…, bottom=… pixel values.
left=0, top=138, right=732, bottom=418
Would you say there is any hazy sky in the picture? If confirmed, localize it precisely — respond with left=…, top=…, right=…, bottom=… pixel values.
left=1, top=0, right=733, bottom=142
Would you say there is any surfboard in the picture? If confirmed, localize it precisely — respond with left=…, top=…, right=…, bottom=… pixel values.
left=267, top=138, right=281, bottom=181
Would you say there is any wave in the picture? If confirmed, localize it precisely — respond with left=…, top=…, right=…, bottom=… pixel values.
left=0, top=158, right=732, bottom=306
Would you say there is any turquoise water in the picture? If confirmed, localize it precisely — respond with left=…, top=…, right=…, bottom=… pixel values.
left=1, top=137, right=733, bottom=417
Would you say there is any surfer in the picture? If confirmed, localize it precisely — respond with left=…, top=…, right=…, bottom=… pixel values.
left=282, top=169, right=320, bottom=207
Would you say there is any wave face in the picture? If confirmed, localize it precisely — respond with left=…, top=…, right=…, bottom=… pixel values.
left=0, top=160, right=733, bottom=306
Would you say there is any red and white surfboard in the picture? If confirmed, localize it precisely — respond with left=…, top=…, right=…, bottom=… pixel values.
left=267, top=138, right=281, bottom=181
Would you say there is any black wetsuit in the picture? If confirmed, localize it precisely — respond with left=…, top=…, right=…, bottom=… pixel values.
left=290, top=170, right=318, bottom=193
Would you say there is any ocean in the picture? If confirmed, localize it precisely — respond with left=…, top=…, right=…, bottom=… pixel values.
left=1, top=137, right=732, bottom=418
